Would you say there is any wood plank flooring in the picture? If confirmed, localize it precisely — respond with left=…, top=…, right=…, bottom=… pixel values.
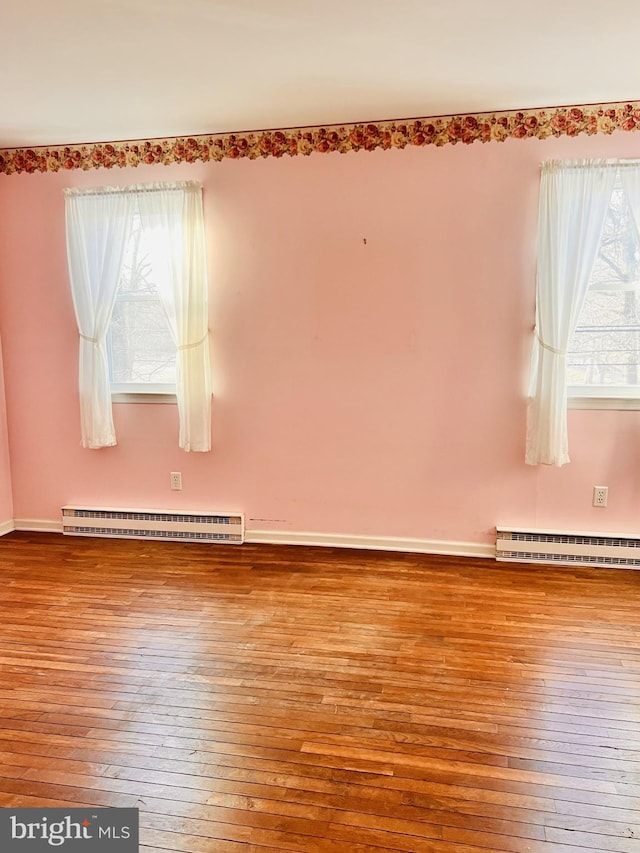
left=0, top=531, right=639, bottom=852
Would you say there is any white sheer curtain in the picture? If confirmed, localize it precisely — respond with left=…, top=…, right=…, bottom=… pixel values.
left=620, top=165, right=640, bottom=242
left=526, top=160, right=616, bottom=466
left=65, top=190, right=136, bottom=448
left=65, top=181, right=211, bottom=452
left=136, top=183, right=211, bottom=452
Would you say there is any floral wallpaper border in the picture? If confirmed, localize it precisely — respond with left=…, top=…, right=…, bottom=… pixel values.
left=2, top=101, right=640, bottom=176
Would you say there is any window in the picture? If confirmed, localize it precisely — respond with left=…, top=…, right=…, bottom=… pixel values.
left=65, top=181, right=211, bottom=451
left=525, top=159, right=640, bottom=466
left=108, top=213, right=176, bottom=398
left=568, top=170, right=640, bottom=408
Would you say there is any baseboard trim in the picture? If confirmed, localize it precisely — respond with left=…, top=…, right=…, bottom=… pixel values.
left=0, top=519, right=15, bottom=537
left=246, top=529, right=494, bottom=559
left=11, top=518, right=493, bottom=559
left=14, top=518, right=63, bottom=533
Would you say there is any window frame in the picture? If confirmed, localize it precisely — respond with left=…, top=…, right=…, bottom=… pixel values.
left=566, top=167, right=640, bottom=410
left=106, top=211, right=178, bottom=403
left=568, top=387, right=640, bottom=410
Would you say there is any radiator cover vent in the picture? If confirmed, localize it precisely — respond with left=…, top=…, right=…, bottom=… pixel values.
left=496, top=527, right=640, bottom=568
left=62, top=506, right=244, bottom=544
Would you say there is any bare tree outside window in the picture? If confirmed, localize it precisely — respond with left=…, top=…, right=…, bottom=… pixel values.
left=108, top=214, right=176, bottom=390
left=568, top=173, right=640, bottom=389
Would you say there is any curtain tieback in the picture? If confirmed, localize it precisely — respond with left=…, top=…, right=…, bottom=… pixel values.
left=80, top=334, right=98, bottom=344
left=535, top=329, right=566, bottom=356
left=178, top=332, right=208, bottom=351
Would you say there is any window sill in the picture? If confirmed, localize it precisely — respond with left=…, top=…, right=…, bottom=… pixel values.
left=568, top=396, right=640, bottom=410
left=112, top=393, right=176, bottom=405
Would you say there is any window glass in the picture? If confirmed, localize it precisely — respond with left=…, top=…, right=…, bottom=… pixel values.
left=568, top=173, right=640, bottom=393
left=108, top=214, right=176, bottom=392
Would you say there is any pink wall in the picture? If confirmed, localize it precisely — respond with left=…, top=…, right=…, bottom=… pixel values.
left=2, top=130, right=640, bottom=546
left=0, top=333, right=13, bottom=526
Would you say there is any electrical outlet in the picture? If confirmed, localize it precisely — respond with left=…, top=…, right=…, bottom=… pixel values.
left=593, top=485, right=608, bottom=507
left=170, top=471, right=182, bottom=490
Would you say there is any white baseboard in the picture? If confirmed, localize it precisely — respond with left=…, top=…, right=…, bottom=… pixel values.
left=0, top=519, right=15, bottom=537
left=12, top=518, right=493, bottom=559
left=246, top=529, right=494, bottom=559
left=14, top=518, right=63, bottom=533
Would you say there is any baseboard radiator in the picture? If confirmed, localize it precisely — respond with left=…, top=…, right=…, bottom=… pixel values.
left=496, top=526, right=640, bottom=568
left=62, top=506, right=244, bottom=544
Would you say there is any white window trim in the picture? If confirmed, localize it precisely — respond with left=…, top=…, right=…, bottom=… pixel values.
left=112, top=391, right=177, bottom=405
left=568, top=385, right=640, bottom=410
left=111, top=380, right=176, bottom=404
left=566, top=165, right=640, bottom=412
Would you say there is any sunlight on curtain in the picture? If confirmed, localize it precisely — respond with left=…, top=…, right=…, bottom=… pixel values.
left=526, top=160, right=616, bottom=466
left=64, top=182, right=211, bottom=451
left=64, top=190, right=136, bottom=448
left=137, top=184, right=211, bottom=452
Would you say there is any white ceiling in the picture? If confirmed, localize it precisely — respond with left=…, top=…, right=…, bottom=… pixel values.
left=3, top=0, right=640, bottom=149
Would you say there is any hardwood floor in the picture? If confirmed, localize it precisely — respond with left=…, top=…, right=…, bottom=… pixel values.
left=0, top=531, right=639, bottom=852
